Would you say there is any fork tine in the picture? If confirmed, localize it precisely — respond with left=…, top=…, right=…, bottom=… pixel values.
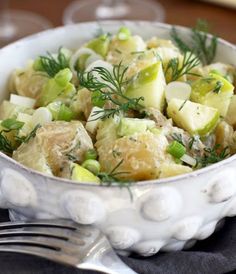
left=0, top=244, right=78, bottom=267
left=0, top=235, right=87, bottom=256
left=0, top=228, right=87, bottom=245
left=0, top=219, right=94, bottom=237
left=0, top=219, right=77, bottom=230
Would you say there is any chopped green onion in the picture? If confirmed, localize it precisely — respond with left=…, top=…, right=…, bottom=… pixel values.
left=85, top=149, right=98, bottom=160
left=58, top=104, right=74, bottom=121
left=117, top=27, right=131, bottom=41
left=82, top=159, right=101, bottom=175
left=1, top=119, right=24, bottom=130
left=181, top=154, right=197, bottom=166
left=167, top=141, right=186, bottom=159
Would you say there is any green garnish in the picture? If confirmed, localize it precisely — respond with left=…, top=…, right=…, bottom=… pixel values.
left=131, top=51, right=145, bottom=55
left=167, top=141, right=186, bottom=159
left=16, top=124, right=41, bottom=144
left=188, top=136, right=196, bottom=149
left=178, top=100, right=187, bottom=111
left=82, top=159, right=101, bottom=175
left=78, top=62, right=144, bottom=120
left=35, top=47, right=70, bottom=77
left=172, top=133, right=184, bottom=146
left=171, top=19, right=218, bottom=65
left=0, top=132, right=14, bottom=154
left=98, top=159, right=128, bottom=183
left=197, top=144, right=229, bottom=167
left=165, top=52, right=200, bottom=82
left=212, top=80, right=223, bottom=93
left=1, top=119, right=24, bottom=131
left=85, top=149, right=98, bottom=160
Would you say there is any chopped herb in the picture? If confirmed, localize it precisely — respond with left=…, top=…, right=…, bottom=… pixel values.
left=212, top=80, right=223, bottom=93
left=178, top=99, right=187, bottom=111
left=172, top=133, right=184, bottom=146
left=188, top=136, right=196, bottom=149
left=165, top=52, right=200, bottom=82
left=98, top=160, right=128, bottom=183
left=196, top=144, right=229, bottom=167
left=37, top=47, right=70, bottom=77
left=98, top=160, right=133, bottom=200
left=115, top=48, right=122, bottom=54
left=78, top=62, right=144, bottom=120
left=131, top=51, right=145, bottom=55
left=112, top=150, right=122, bottom=158
left=66, top=153, right=77, bottom=162
left=171, top=19, right=218, bottom=65
left=0, top=132, right=14, bottom=154
left=16, top=124, right=41, bottom=144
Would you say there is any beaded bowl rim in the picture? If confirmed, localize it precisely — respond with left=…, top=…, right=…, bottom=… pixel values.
left=0, top=20, right=236, bottom=188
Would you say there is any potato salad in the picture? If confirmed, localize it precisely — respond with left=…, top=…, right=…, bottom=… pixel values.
left=1, top=24, right=236, bottom=184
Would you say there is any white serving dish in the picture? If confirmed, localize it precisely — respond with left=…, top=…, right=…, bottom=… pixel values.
left=0, top=21, right=236, bottom=256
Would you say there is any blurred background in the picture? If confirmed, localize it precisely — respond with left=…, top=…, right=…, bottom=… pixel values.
left=1, top=0, right=236, bottom=47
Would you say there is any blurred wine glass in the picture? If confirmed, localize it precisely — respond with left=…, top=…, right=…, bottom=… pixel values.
left=63, top=0, right=165, bottom=24
left=0, top=0, right=52, bottom=47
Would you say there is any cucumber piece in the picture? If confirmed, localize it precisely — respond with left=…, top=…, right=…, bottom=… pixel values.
left=167, top=99, right=220, bottom=136
left=225, top=94, right=236, bottom=128
left=71, top=163, right=100, bottom=183
left=117, top=118, right=155, bottom=137
left=125, top=61, right=166, bottom=111
left=191, top=73, right=234, bottom=117
left=87, top=34, right=110, bottom=58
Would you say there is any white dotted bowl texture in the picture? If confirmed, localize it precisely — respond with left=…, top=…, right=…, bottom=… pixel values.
left=1, top=21, right=236, bottom=256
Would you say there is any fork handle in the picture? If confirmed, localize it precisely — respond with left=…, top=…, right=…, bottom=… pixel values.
left=78, top=249, right=138, bottom=274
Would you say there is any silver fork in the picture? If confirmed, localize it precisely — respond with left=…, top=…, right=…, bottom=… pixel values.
left=0, top=219, right=137, bottom=274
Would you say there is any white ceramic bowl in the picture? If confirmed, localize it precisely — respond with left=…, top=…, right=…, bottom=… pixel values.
left=1, top=21, right=236, bottom=256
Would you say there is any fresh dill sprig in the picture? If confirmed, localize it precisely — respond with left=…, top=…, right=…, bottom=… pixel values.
left=98, top=159, right=127, bottom=183
left=78, top=62, right=144, bottom=120
left=170, top=28, right=191, bottom=53
left=170, top=19, right=218, bottom=65
left=165, top=51, right=200, bottom=82
left=172, top=133, right=184, bottom=146
left=196, top=144, right=229, bottom=167
left=0, top=132, right=14, bottom=154
left=98, top=160, right=133, bottom=200
left=39, top=47, right=69, bottom=77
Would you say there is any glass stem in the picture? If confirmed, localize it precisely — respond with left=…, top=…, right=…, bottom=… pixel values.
left=103, top=0, right=126, bottom=6
left=0, top=0, right=16, bottom=40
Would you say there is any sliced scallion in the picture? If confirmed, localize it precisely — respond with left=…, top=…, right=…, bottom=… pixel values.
left=82, top=159, right=101, bottom=175
left=1, top=119, right=24, bottom=130
left=167, top=141, right=186, bottom=159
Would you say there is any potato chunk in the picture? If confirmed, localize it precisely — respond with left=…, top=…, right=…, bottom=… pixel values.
left=13, top=121, right=93, bottom=176
left=96, top=130, right=173, bottom=181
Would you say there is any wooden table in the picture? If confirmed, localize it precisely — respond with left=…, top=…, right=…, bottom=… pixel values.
left=9, top=0, right=236, bottom=43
